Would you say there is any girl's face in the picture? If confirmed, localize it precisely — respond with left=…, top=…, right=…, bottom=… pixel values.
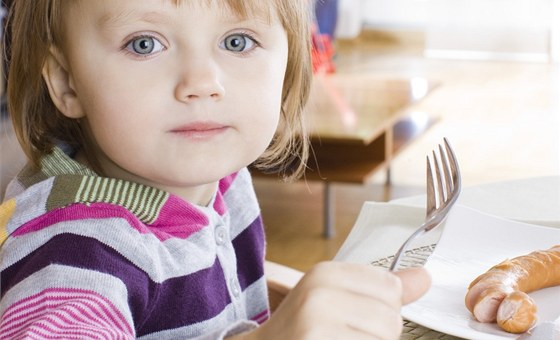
left=56, top=0, right=288, bottom=204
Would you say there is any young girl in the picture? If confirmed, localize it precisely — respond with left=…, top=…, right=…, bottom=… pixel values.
left=0, top=1, right=430, bottom=339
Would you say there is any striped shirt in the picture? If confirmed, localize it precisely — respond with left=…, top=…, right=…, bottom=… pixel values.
left=0, top=147, right=269, bottom=339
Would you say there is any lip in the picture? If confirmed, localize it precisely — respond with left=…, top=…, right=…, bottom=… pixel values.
left=169, top=121, right=229, bottom=139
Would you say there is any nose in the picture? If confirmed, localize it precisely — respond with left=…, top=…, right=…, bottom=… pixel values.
left=174, top=58, right=225, bottom=103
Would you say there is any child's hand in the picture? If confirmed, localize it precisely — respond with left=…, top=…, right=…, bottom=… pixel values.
left=234, top=261, right=430, bottom=340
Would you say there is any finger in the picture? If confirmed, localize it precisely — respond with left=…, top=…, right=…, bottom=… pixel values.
left=304, top=262, right=403, bottom=307
left=344, top=295, right=404, bottom=340
left=394, top=267, right=431, bottom=304
left=301, top=288, right=404, bottom=340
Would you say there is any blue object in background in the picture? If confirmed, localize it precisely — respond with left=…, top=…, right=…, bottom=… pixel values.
left=314, top=0, right=338, bottom=38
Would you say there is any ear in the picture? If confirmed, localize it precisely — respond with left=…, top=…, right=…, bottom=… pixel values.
left=42, top=46, right=85, bottom=119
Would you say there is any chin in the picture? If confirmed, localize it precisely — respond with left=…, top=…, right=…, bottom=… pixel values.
left=165, top=172, right=228, bottom=187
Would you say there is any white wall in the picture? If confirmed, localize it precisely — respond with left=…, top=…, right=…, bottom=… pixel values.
left=358, top=0, right=558, bottom=61
left=360, top=0, right=431, bottom=29
left=360, top=0, right=553, bottom=30
left=335, top=0, right=365, bottom=38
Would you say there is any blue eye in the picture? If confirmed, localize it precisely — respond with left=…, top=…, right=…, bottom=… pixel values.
left=221, top=33, right=256, bottom=53
left=126, top=36, right=165, bottom=55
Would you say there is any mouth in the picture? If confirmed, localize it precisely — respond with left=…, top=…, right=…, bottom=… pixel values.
left=169, top=122, right=229, bottom=139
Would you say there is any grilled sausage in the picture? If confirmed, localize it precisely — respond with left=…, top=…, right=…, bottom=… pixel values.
left=465, top=245, right=560, bottom=333
left=496, top=291, right=537, bottom=333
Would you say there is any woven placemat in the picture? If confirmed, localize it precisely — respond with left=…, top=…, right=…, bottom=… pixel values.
left=369, top=244, right=437, bottom=269
left=370, top=245, right=464, bottom=340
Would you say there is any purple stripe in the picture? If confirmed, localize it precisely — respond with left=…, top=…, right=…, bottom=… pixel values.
left=233, top=216, right=266, bottom=291
left=1, top=234, right=243, bottom=336
left=137, top=260, right=230, bottom=335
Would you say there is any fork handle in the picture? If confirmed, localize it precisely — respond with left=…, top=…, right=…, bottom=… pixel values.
left=388, top=226, right=428, bottom=272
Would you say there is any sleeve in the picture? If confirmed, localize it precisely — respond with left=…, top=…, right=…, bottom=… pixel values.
left=0, top=265, right=136, bottom=339
left=0, top=233, right=139, bottom=339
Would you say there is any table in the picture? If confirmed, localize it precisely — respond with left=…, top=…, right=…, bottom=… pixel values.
left=254, top=74, right=439, bottom=238
left=335, top=176, right=560, bottom=339
left=392, top=176, right=560, bottom=228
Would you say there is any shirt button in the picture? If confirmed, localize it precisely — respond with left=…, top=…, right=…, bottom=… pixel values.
left=215, top=226, right=227, bottom=245
left=230, top=278, right=241, bottom=298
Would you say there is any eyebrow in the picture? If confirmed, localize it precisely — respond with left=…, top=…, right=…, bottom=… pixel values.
left=98, top=10, right=169, bottom=28
left=97, top=5, right=274, bottom=30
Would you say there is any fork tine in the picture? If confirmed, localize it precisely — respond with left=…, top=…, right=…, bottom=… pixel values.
left=433, top=149, right=445, bottom=207
left=426, top=155, right=436, bottom=217
left=439, top=144, right=453, bottom=199
left=444, top=137, right=461, bottom=192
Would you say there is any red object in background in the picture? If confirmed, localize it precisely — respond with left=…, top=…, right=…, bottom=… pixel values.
left=311, top=25, right=336, bottom=74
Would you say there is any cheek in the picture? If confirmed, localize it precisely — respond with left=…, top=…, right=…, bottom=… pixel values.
left=246, top=77, right=283, bottom=139
left=81, top=92, right=157, bottom=162
left=75, top=67, right=163, bottom=136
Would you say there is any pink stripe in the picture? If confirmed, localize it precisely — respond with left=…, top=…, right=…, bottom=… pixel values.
left=251, top=309, right=270, bottom=324
left=3, top=301, right=105, bottom=336
left=3, top=288, right=128, bottom=331
left=18, top=326, right=103, bottom=340
left=21, top=315, right=111, bottom=339
left=50, top=306, right=122, bottom=339
left=0, top=288, right=134, bottom=339
left=14, top=319, right=107, bottom=340
left=213, top=191, right=227, bottom=216
left=5, top=302, right=116, bottom=336
left=58, top=306, right=110, bottom=333
left=214, top=172, right=238, bottom=215
left=219, top=172, right=238, bottom=194
left=151, top=195, right=208, bottom=240
left=60, top=291, right=129, bottom=331
left=5, top=307, right=117, bottom=340
left=3, top=304, right=103, bottom=339
left=11, top=201, right=207, bottom=241
left=54, top=310, right=118, bottom=339
left=4, top=293, right=96, bottom=323
left=70, top=301, right=122, bottom=333
left=52, top=306, right=126, bottom=339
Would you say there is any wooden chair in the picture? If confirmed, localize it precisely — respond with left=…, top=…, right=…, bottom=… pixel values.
left=265, top=261, right=304, bottom=312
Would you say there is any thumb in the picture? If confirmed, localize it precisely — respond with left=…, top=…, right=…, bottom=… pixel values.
left=394, top=267, right=431, bottom=305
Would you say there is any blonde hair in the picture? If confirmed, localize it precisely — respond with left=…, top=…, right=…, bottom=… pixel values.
left=6, top=0, right=312, bottom=181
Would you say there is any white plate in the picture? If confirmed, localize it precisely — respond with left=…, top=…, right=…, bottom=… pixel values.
left=402, top=205, right=560, bottom=340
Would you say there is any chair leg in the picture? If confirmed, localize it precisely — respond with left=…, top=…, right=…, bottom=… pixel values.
left=323, top=182, right=335, bottom=238
left=385, top=166, right=392, bottom=186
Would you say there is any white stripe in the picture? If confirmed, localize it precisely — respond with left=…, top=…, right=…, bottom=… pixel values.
left=91, top=178, right=102, bottom=202
left=224, top=168, right=261, bottom=239
left=4, top=178, right=54, bottom=239
left=118, top=181, right=130, bottom=206
left=113, top=180, right=123, bottom=205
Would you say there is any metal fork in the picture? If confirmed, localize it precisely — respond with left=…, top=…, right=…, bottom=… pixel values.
left=389, top=138, right=462, bottom=272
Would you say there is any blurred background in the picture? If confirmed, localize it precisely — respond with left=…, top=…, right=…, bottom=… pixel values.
left=258, top=0, right=560, bottom=271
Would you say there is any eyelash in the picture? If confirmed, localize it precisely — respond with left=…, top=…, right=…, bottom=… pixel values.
left=122, top=34, right=166, bottom=59
left=224, top=31, right=261, bottom=56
